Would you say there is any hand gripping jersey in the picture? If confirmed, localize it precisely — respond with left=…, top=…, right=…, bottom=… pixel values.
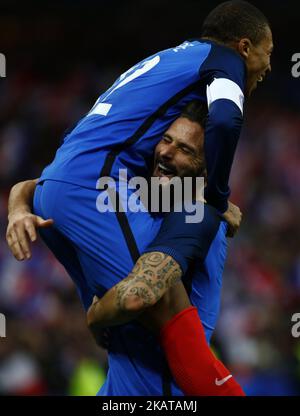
left=39, top=39, right=246, bottom=212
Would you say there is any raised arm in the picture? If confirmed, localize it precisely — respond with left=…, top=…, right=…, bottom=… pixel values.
left=204, top=97, right=243, bottom=213
left=6, top=179, right=53, bottom=260
left=200, top=44, right=246, bottom=213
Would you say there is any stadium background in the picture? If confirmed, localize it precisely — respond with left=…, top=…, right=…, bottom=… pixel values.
left=0, top=0, right=299, bottom=395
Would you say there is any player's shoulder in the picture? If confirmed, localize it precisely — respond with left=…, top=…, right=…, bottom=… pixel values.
left=159, top=39, right=212, bottom=68
left=196, top=38, right=246, bottom=88
left=201, top=39, right=244, bottom=65
left=164, top=39, right=210, bottom=54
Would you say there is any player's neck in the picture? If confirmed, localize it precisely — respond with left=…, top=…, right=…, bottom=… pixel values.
left=201, top=37, right=239, bottom=55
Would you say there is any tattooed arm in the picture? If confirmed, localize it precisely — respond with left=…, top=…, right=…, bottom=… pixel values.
left=87, top=252, right=182, bottom=329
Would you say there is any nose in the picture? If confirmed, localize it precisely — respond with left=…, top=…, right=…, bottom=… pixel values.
left=159, top=143, right=176, bottom=160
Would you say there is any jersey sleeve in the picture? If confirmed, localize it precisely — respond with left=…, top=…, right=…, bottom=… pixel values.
left=199, top=41, right=246, bottom=92
left=198, top=42, right=246, bottom=213
left=143, top=204, right=221, bottom=275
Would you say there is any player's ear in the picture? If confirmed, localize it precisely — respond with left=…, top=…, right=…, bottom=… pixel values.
left=237, top=38, right=252, bottom=60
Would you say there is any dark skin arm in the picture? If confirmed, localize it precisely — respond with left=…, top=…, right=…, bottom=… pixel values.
left=87, top=252, right=191, bottom=344
left=87, top=251, right=182, bottom=329
left=137, top=280, right=191, bottom=334
left=88, top=280, right=191, bottom=348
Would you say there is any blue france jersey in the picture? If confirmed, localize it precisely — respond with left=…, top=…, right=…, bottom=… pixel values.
left=100, top=204, right=228, bottom=396
left=33, top=180, right=227, bottom=395
left=39, top=39, right=246, bottom=211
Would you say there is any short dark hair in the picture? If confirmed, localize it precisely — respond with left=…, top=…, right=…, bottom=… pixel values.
left=201, top=1, right=270, bottom=45
left=180, top=100, right=208, bottom=128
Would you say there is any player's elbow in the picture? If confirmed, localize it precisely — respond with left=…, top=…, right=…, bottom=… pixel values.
left=86, top=303, right=105, bottom=329
left=86, top=306, right=96, bottom=328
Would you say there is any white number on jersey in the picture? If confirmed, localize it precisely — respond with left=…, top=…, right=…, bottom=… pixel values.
left=88, top=55, right=160, bottom=117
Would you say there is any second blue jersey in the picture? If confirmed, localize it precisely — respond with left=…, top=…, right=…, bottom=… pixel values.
left=39, top=39, right=245, bottom=210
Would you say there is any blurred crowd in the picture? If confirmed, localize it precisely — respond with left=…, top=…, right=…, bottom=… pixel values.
left=0, top=0, right=300, bottom=396
left=0, top=65, right=111, bottom=396
left=215, top=103, right=300, bottom=395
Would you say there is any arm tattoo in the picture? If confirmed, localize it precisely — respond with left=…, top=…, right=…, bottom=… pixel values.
left=115, top=252, right=182, bottom=311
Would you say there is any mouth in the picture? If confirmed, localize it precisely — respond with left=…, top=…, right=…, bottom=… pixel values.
left=154, top=161, right=177, bottom=179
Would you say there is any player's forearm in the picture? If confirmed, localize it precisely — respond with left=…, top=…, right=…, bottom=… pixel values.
left=8, top=179, right=38, bottom=219
left=137, top=280, right=191, bottom=333
left=87, top=287, right=143, bottom=329
left=87, top=275, right=169, bottom=329
left=87, top=252, right=182, bottom=328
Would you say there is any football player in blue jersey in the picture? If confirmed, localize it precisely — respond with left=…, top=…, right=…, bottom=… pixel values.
left=7, top=101, right=244, bottom=395
left=6, top=0, right=273, bottom=395
left=86, top=101, right=244, bottom=396
left=33, top=1, right=272, bottom=216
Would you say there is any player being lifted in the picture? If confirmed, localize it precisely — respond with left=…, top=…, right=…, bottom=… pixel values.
left=7, top=1, right=273, bottom=395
